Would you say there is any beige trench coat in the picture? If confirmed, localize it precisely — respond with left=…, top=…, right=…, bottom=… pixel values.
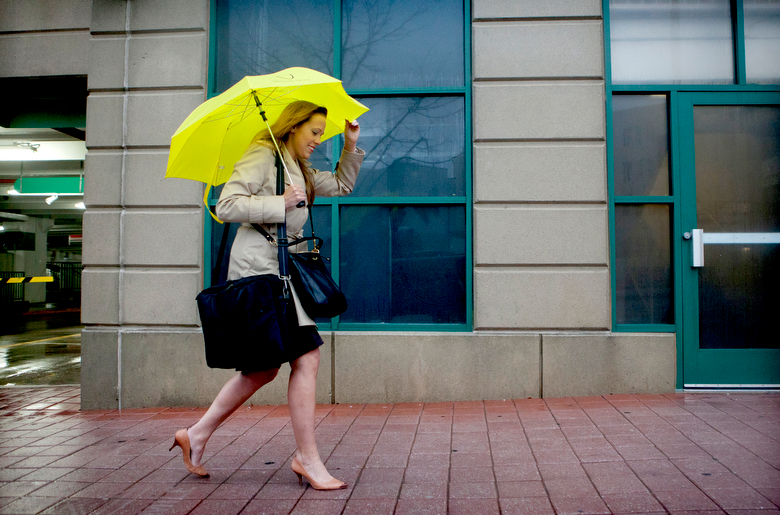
left=215, top=140, right=365, bottom=326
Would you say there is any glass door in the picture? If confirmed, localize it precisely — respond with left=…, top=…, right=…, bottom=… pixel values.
left=679, top=92, right=780, bottom=387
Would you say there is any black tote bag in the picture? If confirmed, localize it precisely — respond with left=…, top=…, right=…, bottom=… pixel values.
left=196, top=274, right=290, bottom=370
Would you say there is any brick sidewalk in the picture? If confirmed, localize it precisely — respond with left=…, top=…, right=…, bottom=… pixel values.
left=0, top=387, right=778, bottom=514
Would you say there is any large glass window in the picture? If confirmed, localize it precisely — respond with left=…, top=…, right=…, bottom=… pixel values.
left=607, top=1, right=779, bottom=335
left=744, top=0, right=780, bottom=84
left=612, top=94, right=674, bottom=325
left=340, top=205, right=466, bottom=324
left=350, top=97, right=466, bottom=198
left=615, top=204, right=673, bottom=324
left=341, top=0, right=464, bottom=89
left=210, top=0, right=469, bottom=329
left=609, top=0, right=734, bottom=84
left=612, top=95, right=669, bottom=196
left=214, top=0, right=334, bottom=91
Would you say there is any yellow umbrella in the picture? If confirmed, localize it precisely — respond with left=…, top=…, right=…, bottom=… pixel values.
left=165, top=67, right=369, bottom=220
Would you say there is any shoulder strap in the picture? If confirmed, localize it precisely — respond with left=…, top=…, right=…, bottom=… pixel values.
left=211, top=222, right=232, bottom=286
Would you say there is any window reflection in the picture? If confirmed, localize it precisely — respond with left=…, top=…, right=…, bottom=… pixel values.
left=745, top=0, right=780, bottom=84
left=615, top=204, right=673, bottom=324
left=342, top=0, right=464, bottom=89
left=340, top=206, right=466, bottom=324
left=612, top=95, right=670, bottom=196
left=609, top=0, right=734, bottom=84
left=352, top=97, right=465, bottom=197
left=215, top=0, right=334, bottom=92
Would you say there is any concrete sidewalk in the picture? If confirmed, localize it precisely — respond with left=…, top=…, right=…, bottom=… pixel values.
left=0, top=387, right=778, bottom=514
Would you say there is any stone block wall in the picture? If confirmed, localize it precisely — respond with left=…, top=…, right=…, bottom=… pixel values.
left=80, top=0, right=210, bottom=409
left=472, top=0, right=609, bottom=331
left=0, top=0, right=91, bottom=78
left=2, top=0, right=677, bottom=408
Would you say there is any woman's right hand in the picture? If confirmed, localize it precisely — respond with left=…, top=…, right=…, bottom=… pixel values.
left=283, top=184, right=306, bottom=211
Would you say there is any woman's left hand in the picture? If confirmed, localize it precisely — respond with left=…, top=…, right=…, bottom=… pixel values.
left=344, top=119, right=360, bottom=153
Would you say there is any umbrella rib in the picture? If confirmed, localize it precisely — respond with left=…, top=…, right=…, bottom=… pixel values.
left=200, top=86, right=305, bottom=126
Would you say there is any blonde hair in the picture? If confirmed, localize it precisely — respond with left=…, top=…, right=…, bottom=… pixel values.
left=255, top=100, right=328, bottom=205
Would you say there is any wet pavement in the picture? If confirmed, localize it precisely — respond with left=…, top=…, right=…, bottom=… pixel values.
left=0, top=326, right=82, bottom=387
left=0, top=386, right=778, bottom=514
left=0, top=322, right=779, bottom=513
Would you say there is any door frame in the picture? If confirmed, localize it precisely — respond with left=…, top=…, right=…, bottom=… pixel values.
left=677, top=91, right=780, bottom=387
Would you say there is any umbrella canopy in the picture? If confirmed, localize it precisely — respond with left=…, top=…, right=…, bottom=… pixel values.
left=165, top=67, right=368, bottom=188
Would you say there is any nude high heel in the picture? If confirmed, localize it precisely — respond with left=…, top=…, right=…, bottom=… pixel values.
left=169, top=429, right=209, bottom=478
left=291, top=456, right=347, bottom=490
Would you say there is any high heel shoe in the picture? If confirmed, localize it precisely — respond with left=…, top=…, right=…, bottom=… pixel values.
left=291, top=456, right=347, bottom=490
left=169, top=429, right=209, bottom=478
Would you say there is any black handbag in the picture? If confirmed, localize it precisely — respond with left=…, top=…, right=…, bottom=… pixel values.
left=196, top=274, right=290, bottom=369
left=288, top=247, right=348, bottom=319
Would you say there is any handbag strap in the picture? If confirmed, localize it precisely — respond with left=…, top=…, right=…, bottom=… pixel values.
left=211, top=221, right=232, bottom=286
left=251, top=222, right=323, bottom=250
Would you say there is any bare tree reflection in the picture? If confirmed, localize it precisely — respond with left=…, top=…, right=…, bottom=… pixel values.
left=217, top=0, right=334, bottom=89
left=341, top=0, right=434, bottom=87
left=217, top=0, right=461, bottom=91
left=354, top=96, right=465, bottom=197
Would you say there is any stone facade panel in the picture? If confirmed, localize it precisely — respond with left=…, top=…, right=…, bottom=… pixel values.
left=0, top=0, right=91, bottom=32
left=86, top=94, right=125, bottom=148
left=128, top=34, right=206, bottom=89
left=80, top=269, right=119, bottom=324
left=474, top=143, right=606, bottom=202
left=334, top=333, right=541, bottom=403
left=82, top=210, right=121, bottom=265
left=84, top=152, right=122, bottom=206
left=88, top=37, right=127, bottom=90
left=80, top=328, right=120, bottom=410
left=473, top=0, right=602, bottom=19
left=474, top=21, right=603, bottom=79
left=474, top=268, right=610, bottom=329
left=473, top=82, right=605, bottom=140
left=121, top=269, right=201, bottom=325
left=128, top=0, right=209, bottom=31
left=0, top=33, right=89, bottom=77
left=123, top=210, right=202, bottom=266
left=474, top=206, right=608, bottom=265
left=125, top=152, right=203, bottom=207
left=542, top=334, right=677, bottom=397
left=126, top=91, right=206, bottom=147
left=90, top=0, right=128, bottom=33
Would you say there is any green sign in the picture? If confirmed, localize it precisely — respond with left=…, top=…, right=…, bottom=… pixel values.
left=13, top=176, right=83, bottom=195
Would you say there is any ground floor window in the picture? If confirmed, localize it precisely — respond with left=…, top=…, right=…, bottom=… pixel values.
left=207, top=0, right=471, bottom=330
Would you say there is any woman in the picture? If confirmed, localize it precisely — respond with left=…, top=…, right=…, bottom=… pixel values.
left=170, top=101, right=364, bottom=490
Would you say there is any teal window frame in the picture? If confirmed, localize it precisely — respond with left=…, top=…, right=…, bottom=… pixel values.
left=604, top=0, right=780, bottom=342
left=204, top=0, right=473, bottom=332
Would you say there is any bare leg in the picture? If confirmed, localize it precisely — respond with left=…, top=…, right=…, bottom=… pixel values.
left=288, top=347, right=341, bottom=484
left=187, top=368, right=278, bottom=467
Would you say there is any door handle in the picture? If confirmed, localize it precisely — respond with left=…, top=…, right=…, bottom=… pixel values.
left=691, top=228, right=704, bottom=267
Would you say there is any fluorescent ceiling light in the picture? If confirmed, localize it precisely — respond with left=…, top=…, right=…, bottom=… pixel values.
left=0, top=140, right=85, bottom=161
left=75, top=202, right=86, bottom=209
left=45, top=194, right=59, bottom=205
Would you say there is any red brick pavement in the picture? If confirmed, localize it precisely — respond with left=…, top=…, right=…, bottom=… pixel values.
left=0, top=387, right=778, bottom=514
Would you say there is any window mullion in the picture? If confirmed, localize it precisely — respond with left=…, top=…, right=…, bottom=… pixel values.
left=333, top=0, right=342, bottom=80
left=733, top=0, right=747, bottom=84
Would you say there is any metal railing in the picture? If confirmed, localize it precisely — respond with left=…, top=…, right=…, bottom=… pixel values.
left=0, top=271, right=25, bottom=303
